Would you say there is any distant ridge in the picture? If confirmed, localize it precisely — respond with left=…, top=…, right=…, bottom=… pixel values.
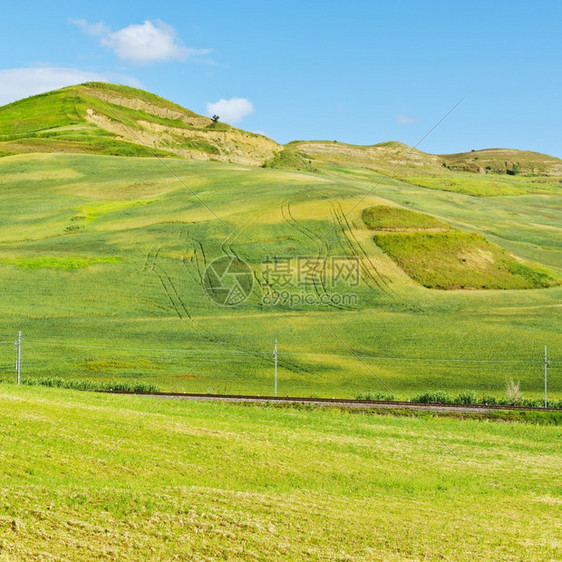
left=286, top=140, right=562, bottom=176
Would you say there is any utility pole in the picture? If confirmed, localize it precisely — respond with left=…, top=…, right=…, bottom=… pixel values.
left=544, top=345, right=548, bottom=408
left=274, top=338, right=278, bottom=397
left=16, top=331, right=21, bottom=385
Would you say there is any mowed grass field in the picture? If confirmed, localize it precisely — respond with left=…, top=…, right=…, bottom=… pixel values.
left=0, top=384, right=560, bottom=560
left=0, top=152, right=560, bottom=399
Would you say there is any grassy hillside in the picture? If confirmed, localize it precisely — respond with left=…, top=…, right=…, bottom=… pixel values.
left=2, top=83, right=561, bottom=192
left=363, top=205, right=455, bottom=231
left=0, top=82, right=280, bottom=165
left=442, top=147, right=562, bottom=175
left=0, top=384, right=560, bottom=560
left=0, top=83, right=559, bottom=398
left=362, top=206, right=558, bottom=290
left=0, top=151, right=559, bottom=400
left=288, top=140, right=562, bottom=196
left=374, top=231, right=557, bottom=290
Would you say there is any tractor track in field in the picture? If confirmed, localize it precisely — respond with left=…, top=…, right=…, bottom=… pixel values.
left=146, top=246, right=192, bottom=321
left=141, top=224, right=313, bottom=378
left=281, top=200, right=346, bottom=310
left=93, top=390, right=560, bottom=414
left=330, top=201, right=395, bottom=295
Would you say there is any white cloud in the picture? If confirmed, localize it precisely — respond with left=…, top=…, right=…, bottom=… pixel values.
left=0, top=67, right=140, bottom=106
left=395, top=114, right=419, bottom=125
left=206, top=98, right=254, bottom=124
left=69, top=18, right=110, bottom=37
left=72, top=18, right=209, bottom=65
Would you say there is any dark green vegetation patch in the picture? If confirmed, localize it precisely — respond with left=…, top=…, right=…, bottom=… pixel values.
left=262, top=148, right=318, bottom=172
left=374, top=231, right=558, bottom=290
left=362, top=205, right=454, bottom=231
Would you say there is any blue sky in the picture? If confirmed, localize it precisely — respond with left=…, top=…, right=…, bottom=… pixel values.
left=1, top=0, right=560, bottom=156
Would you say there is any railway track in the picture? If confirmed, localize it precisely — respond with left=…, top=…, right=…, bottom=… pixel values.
left=94, top=390, right=560, bottom=414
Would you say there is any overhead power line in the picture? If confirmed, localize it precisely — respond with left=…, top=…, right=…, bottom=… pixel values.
left=17, top=338, right=556, bottom=364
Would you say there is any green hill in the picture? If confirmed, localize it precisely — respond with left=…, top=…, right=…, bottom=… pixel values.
left=0, top=84, right=560, bottom=399
left=2, top=83, right=561, bottom=194
left=287, top=140, right=562, bottom=196
left=0, top=82, right=281, bottom=165
left=441, top=147, right=562, bottom=175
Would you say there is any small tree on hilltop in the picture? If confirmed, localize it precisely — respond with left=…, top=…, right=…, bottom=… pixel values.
left=211, top=114, right=220, bottom=123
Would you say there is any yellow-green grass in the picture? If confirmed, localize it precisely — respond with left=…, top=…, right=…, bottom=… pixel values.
left=262, top=147, right=318, bottom=172
left=0, top=256, right=122, bottom=269
left=362, top=205, right=455, bottom=231
left=0, top=384, right=560, bottom=560
left=0, top=153, right=560, bottom=400
left=373, top=231, right=558, bottom=290
left=325, top=162, right=562, bottom=270
left=403, top=173, right=562, bottom=197
left=0, top=135, right=177, bottom=159
left=362, top=205, right=558, bottom=289
left=288, top=140, right=562, bottom=196
left=0, top=83, right=200, bottom=138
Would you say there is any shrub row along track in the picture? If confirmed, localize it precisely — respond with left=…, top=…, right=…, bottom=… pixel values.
left=94, top=391, right=559, bottom=414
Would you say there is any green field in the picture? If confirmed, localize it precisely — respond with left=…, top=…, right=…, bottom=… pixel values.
left=0, top=384, right=560, bottom=560
left=0, top=151, right=560, bottom=401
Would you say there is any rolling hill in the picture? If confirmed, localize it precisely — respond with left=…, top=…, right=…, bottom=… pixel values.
left=286, top=139, right=562, bottom=177
left=0, top=83, right=560, bottom=400
left=0, top=82, right=281, bottom=165
left=2, top=82, right=562, bottom=179
left=283, top=140, right=562, bottom=196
